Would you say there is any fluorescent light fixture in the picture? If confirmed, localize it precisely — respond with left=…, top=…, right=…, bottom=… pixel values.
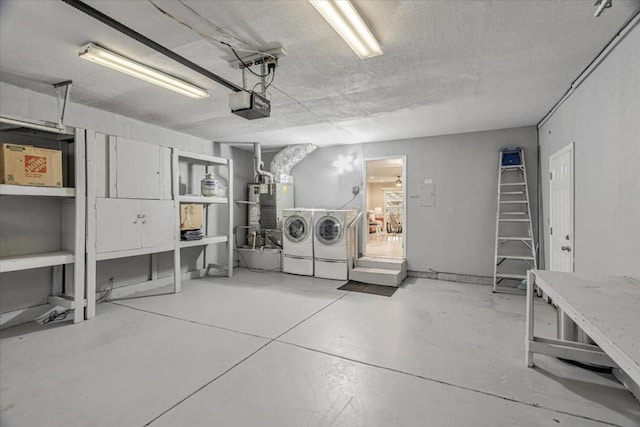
left=79, top=43, right=209, bottom=99
left=309, top=0, right=382, bottom=59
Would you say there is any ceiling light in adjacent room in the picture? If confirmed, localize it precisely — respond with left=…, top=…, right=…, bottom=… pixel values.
left=395, top=176, right=402, bottom=187
left=309, top=0, right=382, bottom=59
left=79, top=43, right=209, bottom=99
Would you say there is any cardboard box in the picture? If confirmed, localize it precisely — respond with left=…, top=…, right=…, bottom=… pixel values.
left=0, top=143, right=63, bottom=187
left=180, top=203, right=204, bottom=230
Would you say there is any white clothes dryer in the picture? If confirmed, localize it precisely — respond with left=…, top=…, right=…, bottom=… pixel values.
left=314, top=210, right=358, bottom=280
left=282, top=208, right=315, bottom=276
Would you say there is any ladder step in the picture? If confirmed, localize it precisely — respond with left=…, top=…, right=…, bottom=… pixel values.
left=497, top=255, right=535, bottom=260
left=498, top=237, right=532, bottom=240
left=499, top=201, right=528, bottom=204
left=499, top=219, right=530, bottom=222
left=501, top=212, right=527, bottom=215
left=500, top=191, right=525, bottom=195
left=496, top=273, right=527, bottom=279
left=500, top=182, right=526, bottom=186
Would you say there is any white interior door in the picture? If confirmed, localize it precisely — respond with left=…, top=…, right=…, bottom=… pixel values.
left=549, top=143, right=574, bottom=272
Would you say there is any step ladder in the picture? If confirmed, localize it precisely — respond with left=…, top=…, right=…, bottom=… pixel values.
left=493, top=147, right=537, bottom=293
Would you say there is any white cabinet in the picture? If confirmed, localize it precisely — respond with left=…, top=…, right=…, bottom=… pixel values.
left=111, top=137, right=171, bottom=200
left=141, top=200, right=174, bottom=248
left=86, top=133, right=178, bottom=320
left=95, top=198, right=174, bottom=254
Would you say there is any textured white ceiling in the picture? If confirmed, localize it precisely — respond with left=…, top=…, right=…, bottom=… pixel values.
left=0, top=0, right=638, bottom=147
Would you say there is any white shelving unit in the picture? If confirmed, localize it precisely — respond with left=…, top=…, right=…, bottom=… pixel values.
left=0, top=123, right=86, bottom=325
left=85, top=134, right=176, bottom=319
left=172, top=149, right=234, bottom=293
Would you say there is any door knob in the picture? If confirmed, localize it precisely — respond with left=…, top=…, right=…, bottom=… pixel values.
left=561, top=246, right=571, bottom=252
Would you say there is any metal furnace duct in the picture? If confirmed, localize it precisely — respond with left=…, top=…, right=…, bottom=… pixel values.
left=269, top=144, right=317, bottom=183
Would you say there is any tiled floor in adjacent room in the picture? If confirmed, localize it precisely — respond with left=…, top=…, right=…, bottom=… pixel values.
left=1, top=269, right=638, bottom=426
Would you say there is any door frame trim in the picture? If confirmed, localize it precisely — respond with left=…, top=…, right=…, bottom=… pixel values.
left=362, top=155, right=407, bottom=259
left=549, top=141, right=575, bottom=272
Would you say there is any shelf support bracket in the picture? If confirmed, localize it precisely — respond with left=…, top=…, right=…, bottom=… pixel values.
left=53, top=80, right=73, bottom=128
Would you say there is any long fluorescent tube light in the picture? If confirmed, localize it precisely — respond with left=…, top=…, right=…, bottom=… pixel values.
left=309, top=0, right=382, bottom=59
left=79, top=43, right=209, bottom=99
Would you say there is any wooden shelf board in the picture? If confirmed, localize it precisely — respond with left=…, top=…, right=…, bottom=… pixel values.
left=179, top=235, right=228, bottom=248
left=47, top=295, right=86, bottom=309
left=178, top=151, right=228, bottom=165
left=0, top=251, right=74, bottom=273
left=95, top=245, right=175, bottom=261
left=178, top=195, right=228, bottom=204
left=0, top=184, right=75, bottom=198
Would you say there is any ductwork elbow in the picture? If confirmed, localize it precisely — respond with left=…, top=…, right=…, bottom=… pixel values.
left=270, top=144, right=317, bottom=183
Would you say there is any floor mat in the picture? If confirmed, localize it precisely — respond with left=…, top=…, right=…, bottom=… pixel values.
left=338, top=281, right=398, bottom=297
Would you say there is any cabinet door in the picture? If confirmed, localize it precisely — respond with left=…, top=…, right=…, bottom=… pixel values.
left=96, top=198, right=141, bottom=253
left=115, top=138, right=160, bottom=199
left=140, top=200, right=175, bottom=249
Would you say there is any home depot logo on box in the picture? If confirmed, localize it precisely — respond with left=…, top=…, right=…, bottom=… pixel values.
left=1, top=143, right=63, bottom=187
left=24, top=155, right=48, bottom=176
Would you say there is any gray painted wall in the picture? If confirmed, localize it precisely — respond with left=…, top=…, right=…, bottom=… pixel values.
left=293, top=127, right=538, bottom=276
left=538, top=23, right=640, bottom=279
left=0, top=83, right=251, bottom=314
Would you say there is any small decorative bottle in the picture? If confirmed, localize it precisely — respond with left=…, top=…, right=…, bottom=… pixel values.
left=201, top=173, right=219, bottom=196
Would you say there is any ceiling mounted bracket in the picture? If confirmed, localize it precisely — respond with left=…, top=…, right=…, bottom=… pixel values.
left=53, top=80, right=72, bottom=128
left=227, top=47, right=287, bottom=70
left=594, top=0, right=612, bottom=17
left=0, top=80, right=75, bottom=135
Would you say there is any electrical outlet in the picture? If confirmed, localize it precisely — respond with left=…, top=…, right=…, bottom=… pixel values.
left=352, top=186, right=360, bottom=195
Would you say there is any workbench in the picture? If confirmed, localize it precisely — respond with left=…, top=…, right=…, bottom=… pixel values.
left=526, top=270, right=640, bottom=393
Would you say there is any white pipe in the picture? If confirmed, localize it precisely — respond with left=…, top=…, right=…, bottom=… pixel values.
left=538, top=12, right=639, bottom=128
left=253, top=142, right=274, bottom=184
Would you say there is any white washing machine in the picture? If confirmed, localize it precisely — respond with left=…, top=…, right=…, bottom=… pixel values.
left=314, top=210, right=358, bottom=280
left=282, top=208, right=315, bottom=276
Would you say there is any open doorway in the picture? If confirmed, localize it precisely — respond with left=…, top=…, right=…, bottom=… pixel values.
left=364, top=157, right=406, bottom=258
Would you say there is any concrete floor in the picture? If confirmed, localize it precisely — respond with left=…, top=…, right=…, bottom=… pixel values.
left=1, top=270, right=638, bottom=427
